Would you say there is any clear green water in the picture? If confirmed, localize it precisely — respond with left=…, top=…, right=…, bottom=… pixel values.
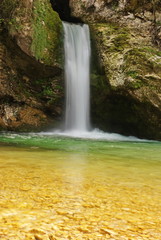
left=0, top=133, right=161, bottom=239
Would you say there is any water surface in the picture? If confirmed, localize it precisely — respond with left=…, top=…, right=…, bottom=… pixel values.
left=0, top=134, right=161, bottom=239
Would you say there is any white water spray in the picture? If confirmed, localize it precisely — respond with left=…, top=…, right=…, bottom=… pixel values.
left=63, top=22, right=91, bottom=132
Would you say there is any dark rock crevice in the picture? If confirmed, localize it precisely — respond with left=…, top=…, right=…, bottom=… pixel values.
left=50, top=0, right=83, bottom=23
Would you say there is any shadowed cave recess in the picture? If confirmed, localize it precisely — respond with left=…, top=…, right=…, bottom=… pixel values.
left=50, top=0, right=82, bottom=23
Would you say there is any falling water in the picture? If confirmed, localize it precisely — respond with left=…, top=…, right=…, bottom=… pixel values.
left=63, top=22, right=91, bottom=132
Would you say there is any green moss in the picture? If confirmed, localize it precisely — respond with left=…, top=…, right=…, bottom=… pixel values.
left=113, top=34, right=128, bottom=46
left=123, top=46, right=161, bottom=90
left=31, top=0, right=63, bottom=65
left=126, top=70, right=138, bottom=78
left=128, top=79, right=145, bottom=89
left=93, top=23, right=128, bottom=35
left=124, top=47, right=161, bottom=77
left=142, top=47, right=161, bottom=57
left=124, top=48, right=147, bottom=59
left=124, top=48, right=154, bottom=74
left=92, top=23, right=129, bottom=52
left=42, top=87, right=55, bottom=97
left=111, top=33, right=129, bottom=51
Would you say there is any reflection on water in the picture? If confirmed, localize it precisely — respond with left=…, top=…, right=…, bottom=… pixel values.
left=0, top=137, right=161, bottom=239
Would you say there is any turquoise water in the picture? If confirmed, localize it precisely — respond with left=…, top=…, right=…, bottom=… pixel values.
left=0, top=132, right=160, bottom=159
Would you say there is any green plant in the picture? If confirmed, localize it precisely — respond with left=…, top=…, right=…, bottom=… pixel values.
left=42, top=87, right=55, bottom=97
left=126, top=70, right=138, bottom=78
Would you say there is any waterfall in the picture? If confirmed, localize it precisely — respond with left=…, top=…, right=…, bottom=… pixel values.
left=44, top=23, right=140, bottom=141
left=63, top=22, right=91, bottom=132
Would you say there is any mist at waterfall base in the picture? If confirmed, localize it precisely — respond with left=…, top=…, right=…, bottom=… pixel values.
left=44, top=22, right=143, bottom=142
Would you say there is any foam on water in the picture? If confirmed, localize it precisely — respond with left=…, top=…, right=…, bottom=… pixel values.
left=42, top=128, right=147, bottom=142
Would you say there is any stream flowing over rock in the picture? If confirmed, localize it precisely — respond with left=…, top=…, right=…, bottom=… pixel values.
left=0, top=0, right=161, bottom=139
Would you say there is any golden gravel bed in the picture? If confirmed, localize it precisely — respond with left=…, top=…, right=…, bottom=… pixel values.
left=0, top=147, right=161, bottom=239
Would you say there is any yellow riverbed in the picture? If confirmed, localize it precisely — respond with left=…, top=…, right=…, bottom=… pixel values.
left=0, top=145, right=161, bottom=239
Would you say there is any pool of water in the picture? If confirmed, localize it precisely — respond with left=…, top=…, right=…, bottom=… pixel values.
left=0, top=133, right=161, bottom=239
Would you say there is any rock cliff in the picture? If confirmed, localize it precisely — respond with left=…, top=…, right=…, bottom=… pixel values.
left=0, top=0, right=64, bottom=131
left=70, top=0, right=161, bottom=140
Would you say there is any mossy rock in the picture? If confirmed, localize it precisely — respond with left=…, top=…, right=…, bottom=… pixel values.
left=1, top=0, right=63, bottom=67
left=90, top=21, right=161, bottom=140
left=91, top=23, right=130, bottom=51
left=31, top=0, right=63, bottom=66
left=123, top=47, right=161, bottom=89
left=90, top=23, right=130, bottom=86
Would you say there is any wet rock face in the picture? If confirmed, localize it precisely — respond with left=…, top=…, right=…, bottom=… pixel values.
left=0, top=0, right=64, bottom=131
left=70, top=0, right=161, bottom=140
